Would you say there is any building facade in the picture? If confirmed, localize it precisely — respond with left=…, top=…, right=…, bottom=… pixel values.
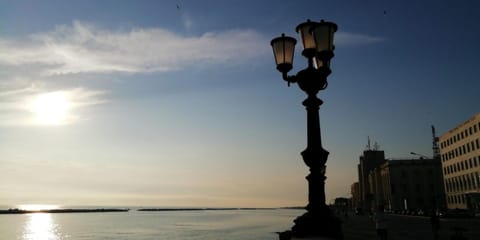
left=357, top=149, right=386, bottom=211
left=370, top=159, right=445, bottom=212
left=439, top=113, right=480, bottom=210
left=350, top=182, right=360, bottom=209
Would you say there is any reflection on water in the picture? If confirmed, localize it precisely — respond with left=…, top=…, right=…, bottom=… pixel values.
left=23, top=213, right=63, bottom=240
left=0, top=209, right=305, bottom=240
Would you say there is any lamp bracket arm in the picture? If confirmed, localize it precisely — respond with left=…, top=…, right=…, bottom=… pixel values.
left=282, top=73, right=297, bottom=87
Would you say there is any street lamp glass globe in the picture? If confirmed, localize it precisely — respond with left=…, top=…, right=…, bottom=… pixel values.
left=270, top=33, right=297, bottom=73
left=311, top=20, right=337, bottom=61
left=296, top=19, right=318, bottom=58
left=314, top=56, right=324, bottom=68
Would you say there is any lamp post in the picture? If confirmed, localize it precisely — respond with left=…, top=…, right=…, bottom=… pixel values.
left=271, top=20, right=343, bottom=240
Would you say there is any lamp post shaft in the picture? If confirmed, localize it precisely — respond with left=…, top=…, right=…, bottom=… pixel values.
left=284, top=94, right=343, bottom=240
left=302, top=94, right=328, bottom=212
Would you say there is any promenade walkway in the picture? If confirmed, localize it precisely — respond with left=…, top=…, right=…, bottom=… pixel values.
left=340, top=213, right=480, bottom=240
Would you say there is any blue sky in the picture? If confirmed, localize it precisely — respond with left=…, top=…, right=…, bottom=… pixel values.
left=1, top=0, right=479, bottom=207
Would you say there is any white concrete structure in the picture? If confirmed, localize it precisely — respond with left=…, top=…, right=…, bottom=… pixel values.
left=439, top=113, right=480, bottom=210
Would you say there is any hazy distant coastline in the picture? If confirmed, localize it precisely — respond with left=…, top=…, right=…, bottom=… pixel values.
left=137, top=207, right=278, bottom=211
left=0, top=206, right=304, bottom=214
left=0, top=208, right=130, bottom=214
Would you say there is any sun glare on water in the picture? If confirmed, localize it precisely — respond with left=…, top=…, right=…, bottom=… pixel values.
left=23, top=211, right=62, bottom=240
left=29, top=91, right=71, bottom=125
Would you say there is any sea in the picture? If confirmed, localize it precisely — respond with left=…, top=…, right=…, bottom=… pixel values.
left=0, top=208, right=304, bottom=240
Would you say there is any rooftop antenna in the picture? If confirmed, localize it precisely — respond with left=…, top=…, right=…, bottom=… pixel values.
left=366, top=136, right=371, bottom=150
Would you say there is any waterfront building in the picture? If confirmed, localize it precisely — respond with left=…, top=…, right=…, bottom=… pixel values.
left=439, top=113, right=480, bottom=210
left=351, top=182, right=361, bottom=209
left=369, top=159, right=445, bottom=212
left=357, top=148, right=386, bottom=211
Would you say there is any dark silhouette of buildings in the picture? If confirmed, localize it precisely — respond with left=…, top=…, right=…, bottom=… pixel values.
left=357, top=145, right=386, bottom=211
left=369, top=158, right=445, bottom=212
left=352, top=141, right=446, bottom=213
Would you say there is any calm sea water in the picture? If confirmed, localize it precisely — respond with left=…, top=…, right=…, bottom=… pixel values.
left=0, top=209, right=303, bottom=240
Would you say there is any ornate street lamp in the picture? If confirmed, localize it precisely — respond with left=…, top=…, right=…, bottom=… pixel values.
left=271, top=20, right=343, bottom=240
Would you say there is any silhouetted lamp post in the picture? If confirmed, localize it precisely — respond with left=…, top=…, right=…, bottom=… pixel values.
left=271, top=20, right=343, bottom=240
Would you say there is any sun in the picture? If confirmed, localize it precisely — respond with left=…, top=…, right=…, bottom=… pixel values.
left=17, top=204, right=60, bottom=211
left=29, top=91, right=71, bottom=125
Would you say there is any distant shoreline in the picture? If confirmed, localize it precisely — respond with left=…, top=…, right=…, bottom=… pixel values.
left=137, top=207, right=277, bottom=211
left=0, top=208, right=130, bottom=215
left=0, top=207, right=304, bottom=215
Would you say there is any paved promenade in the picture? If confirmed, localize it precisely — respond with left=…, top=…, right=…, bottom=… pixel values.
left=340, top=213, right=480, bottom=240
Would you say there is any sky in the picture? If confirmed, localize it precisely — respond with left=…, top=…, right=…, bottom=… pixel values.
left=1, top=0, right=480, bottom=208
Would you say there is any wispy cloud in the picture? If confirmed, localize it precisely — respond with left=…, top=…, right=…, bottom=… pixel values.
left=0, top=21, right=382, bottom=76
left=0, top=21, right=268, bottom=75
left=0, top=22, right=381, bottom=126
left=336, top=32, right=384, bottom=46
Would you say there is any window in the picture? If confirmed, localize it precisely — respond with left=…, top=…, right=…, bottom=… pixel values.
left=470, top=127, right=473, bottom=135
left=467, top=144, right=471, bottom=153
left=476, top=172, right=480, bottom=187
left=472, top=173, right=477, bottom=188
left=469, top=158, right=473, bottom=168
left=476, top=139, right=479, bottom=149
